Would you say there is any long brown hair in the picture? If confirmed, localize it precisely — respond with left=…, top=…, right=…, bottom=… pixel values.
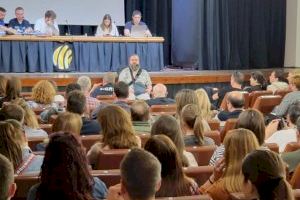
left=180, top=104, right=205, bottom=145
left=195, top=89, right=213, bottom=120
left=5, top=77, right=21, bottom=101
left=175, top=89, right=199, bottom=117
left=222, top=128, right=259, bottom=193
left=12, top=98, right=39, bottom=129
left=37, top=132, right=94, bottom=200
left=145, top=135, right=196, bottom=197
left=151, top=115, right=189, bottom=167
left=0, top=121, right=22, bottom=171
left=0, top=75, right=7, bottom=97
left=98, top=105, right=138, bottom=149
left=100, top=14, right=112, bottom=32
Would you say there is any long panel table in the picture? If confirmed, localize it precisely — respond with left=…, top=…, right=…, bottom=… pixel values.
left=0, top=35, right=164, bottom=73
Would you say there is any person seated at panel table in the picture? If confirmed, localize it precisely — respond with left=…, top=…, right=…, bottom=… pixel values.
left=8, top=7, right=33, bottom=34
left=124, top=10, right=152, bottom=37
left=95, top=14, right=119, bottom=37
left=0, top=7, right=17, bottom=35
left=118, top=54, right=152, bottom=100
left=34, top=10, right=59, bottom=36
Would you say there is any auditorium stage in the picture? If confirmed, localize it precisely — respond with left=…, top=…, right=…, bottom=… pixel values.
left=3, top=68, right=294, bottom=87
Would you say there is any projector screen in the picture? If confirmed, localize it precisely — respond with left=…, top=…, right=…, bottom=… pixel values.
left=2, top=0, right=125, bottom=26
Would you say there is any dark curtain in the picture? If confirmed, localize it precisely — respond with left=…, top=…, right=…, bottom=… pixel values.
left=125, top=0, right=172, bottom=66
left=172, top=0, right=286, bottom=70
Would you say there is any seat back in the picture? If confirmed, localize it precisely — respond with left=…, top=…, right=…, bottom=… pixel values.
left=185, top=145, right=216, bottom=166
left=96, top=149, right=130, bottom=170
left=264, top=143, right=279, bottom=153
left=28, top=137, right=47, bottom=151
left=284, top=142, right=300, bottom=153
left=138, top=133, right=151, bottom=147
left=14, top=175, right=39, bottom=200
left=96, top=95, right=116, bottom=103
left=274, top=89, right=292, bottom=97
left=207, top=119, right=220, bottom=131
left=157, top=195, right=212, bottom=200
left=220, top=118, right=238, bottom=142
left=204, top=130, right=221, bottom=146
left=81, top=135, right=103, bottom=151
left=252, top=95, right=282, bottom=115
left=92, top=169, right=121, bottom=188
left=150, top=104, right=177, bottom=116
left=249, top=90, right=273, bottom=107
left=39, top=124, right=52, bottom=135
left=290, top=164, right=300, bottom=189
left=184, top=166, right=213, bottom=186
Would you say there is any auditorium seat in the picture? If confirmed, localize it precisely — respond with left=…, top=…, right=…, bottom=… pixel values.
left=28, top=137, right=48, bottom=151
left=220, top=91, right=250, bottom=111
left=137, top=133, right=151, bottom=147
left=39, top=124, right=52, bottom=134
left=185, top=146, right=216, bottom=166
left=184, top=166, right=213, bottom=186
left=274, top=89, right=292, bottom=97
left=264, top=143, right=279, bottom=153
left=204, top=130, right=221, bottom=146
left=207, top=119, right=220, bottom=131
left=249, top=90, right=273, bottom=107
left=96, top=95, right=116, bottom=103
left=284, top=142, right=300, bottom=153
left=96, top=149, right=130, bottom=170
left=81, top=135, right=103, bottom=151
left=150, top=104, right=177, bottom=116
left=220, top=118, right=238, bottom=142
left=92, top=169, right=121, bottom=188
left=251, top=95, right=282, bottom=115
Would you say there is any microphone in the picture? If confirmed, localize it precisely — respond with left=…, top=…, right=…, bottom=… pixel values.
left=65, top=19, right=71, bottom=36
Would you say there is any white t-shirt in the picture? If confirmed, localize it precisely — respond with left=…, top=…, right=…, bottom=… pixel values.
left=265, top=128, right=297, bottom=152
left=34, top=18, right=59, bottom=35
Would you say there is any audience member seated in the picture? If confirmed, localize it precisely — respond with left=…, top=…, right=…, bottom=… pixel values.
left=36, top=112, right=83, bottom=152
left=175, top=89, right=211, bottom=131
left=146, top=83, right=175, bottom=106
left=130, top=100, right=151, bottom=133
left=200, top=128, right=259, bottom=200
left=281, top=117, right=300, bottom=173
left=77, top=76, right=100, bottom=113
left=12, top=98, right=47, bottom=137
left=151, top=115, right=198, bottom=167
left=195, top=88, right=215, bottom=119
left=0, top=154, right=16, bottom=200
left=27, top=132, right=107, bottom=200
left=91, top=81, right=131, bottom=119
left=49, top=80, right=65, bottom=103
left=272, top=74, right=300, bottom=116
left=0, top=75, right=7, bottom=99
left=124, top=10, right=152, bottom=37
left=8, top=7, right=32, bottom=34
left=90, top=72, right=116, bottom=98
left=267, top=70, right=289, bottom=93
left=211, top=71, right=244, bottom=107
left=107, top=148, right=161, bottom=200
left=243, top=71, right=267, bottom=93
left=0, top=104, right=24, bottom=122
left=67, top=90, right=101, bottom=135
left=65, top=82, right=81, bottom=98
left=210, top=109, right=266, bottom=166
left=266, top=102, right=300, bottom=152
left=180, top=104, right=215, bottom=146
left=0, top=77, right=22, bottom=108
left=0, top=121, right=43, bottom=174
left=242, top=150, right=293, bottom=200
left=145, top=135, right=199, bottom=197
left=87, top=105, right=141, bottom=168
left=216, top=91, right=244, bottom=121
left=95, top=14, right=119, bottom=37
left=27, top=80, right=58, bottom=109
left=34, top=10, right=59, bottom=36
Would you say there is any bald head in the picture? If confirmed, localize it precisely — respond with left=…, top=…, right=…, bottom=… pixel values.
left=152, top=84, right=167, bottom=98
left=227, top=91, right=244, bottom=109
left=131, top=100, right=150, bottom=121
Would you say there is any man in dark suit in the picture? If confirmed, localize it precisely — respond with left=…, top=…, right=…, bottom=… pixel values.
left=146, top=83, right=175, bottom=106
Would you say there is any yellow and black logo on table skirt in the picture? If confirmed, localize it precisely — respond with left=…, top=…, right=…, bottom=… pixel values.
left=53, top=44, right=73, bottom=70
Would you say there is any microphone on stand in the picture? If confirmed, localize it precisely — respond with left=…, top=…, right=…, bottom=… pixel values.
left=65, top=19, right=71, bottom=36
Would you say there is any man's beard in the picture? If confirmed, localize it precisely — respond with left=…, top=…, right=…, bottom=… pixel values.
left=130, top=64, right=140, bottom=71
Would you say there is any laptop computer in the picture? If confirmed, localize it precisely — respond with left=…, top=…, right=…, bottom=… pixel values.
left=131, top=25, right=148, bottom=37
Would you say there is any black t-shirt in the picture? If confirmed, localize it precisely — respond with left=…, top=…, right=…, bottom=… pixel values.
left=8, top=18, right=31, bottom=33
left=90, top=83, right=114, bottom=98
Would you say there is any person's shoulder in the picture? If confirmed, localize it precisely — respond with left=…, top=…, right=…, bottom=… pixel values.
left=140, top=21, right=147, bottom=25
left=24, top=19, right=31, bottom=24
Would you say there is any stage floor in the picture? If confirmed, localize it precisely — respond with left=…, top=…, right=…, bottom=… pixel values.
left=2, top=67, right=296, bottom=87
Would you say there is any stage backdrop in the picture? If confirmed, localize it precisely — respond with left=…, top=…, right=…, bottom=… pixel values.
left=172, top=0, right=286, bottom=70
